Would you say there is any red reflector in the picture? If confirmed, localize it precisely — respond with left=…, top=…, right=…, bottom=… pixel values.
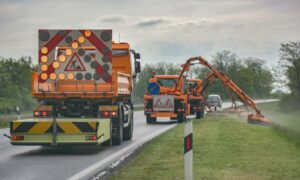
left=86, top=135, right=97, bottom=141
left=184, top=134, right=193, bottom=153
left=12, top=135, right=24, bottom=141
left=42, top=111, right=47, bottom=116
left=103, top=111, right=109, bottom=116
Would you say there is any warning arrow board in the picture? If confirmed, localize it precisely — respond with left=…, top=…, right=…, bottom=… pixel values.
left=153, top=95, right=174, bottom=111
left=65, top=52, right=86, bottom=71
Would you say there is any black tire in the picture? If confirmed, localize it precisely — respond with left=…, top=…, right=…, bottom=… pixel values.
left=146, top=115, right=156, bottom=124
left=196, top=110, right=204, bottom=119
left=123, top=110, right=133, bottom=140
left=112, top=108, right=123, bottom=145
left=177, top=113, right=186, bottom=123
left=152, top=117, right=157, bottom=123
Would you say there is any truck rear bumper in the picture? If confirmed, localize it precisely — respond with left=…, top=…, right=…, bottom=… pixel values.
left=10, top=118, right=111, bottom=146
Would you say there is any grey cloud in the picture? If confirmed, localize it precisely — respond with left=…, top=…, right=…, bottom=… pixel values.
left=98, top=15, right=127, bottom=23
left=136, top=18, right=173, bottom=27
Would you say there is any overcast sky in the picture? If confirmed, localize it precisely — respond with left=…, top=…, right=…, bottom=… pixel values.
left=0, top=0, right=299, bottom=66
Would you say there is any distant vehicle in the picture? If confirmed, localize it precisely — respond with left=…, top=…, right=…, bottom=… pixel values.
left=206, top=94, right=222, bottom=109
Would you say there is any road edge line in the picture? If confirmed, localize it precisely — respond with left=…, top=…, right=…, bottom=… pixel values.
left=68, top=124, right=177, bottom=180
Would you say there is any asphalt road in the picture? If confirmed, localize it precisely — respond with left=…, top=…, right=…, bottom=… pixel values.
left=0, top=99, right=278, bottom=180
left=0, top=111, right=179, bottom=180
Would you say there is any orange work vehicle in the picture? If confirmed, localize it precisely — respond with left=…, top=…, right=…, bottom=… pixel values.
left=188, top=79, right=205, bottom=118
left=144, top=74, right=190, bottom=123
left=178, top=56, right=271, bottom=125
left=9, top=29, right=141, bottom=146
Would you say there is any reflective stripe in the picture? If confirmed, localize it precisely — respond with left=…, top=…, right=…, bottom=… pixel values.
left=58, top=122, right=81, bottom=134
left=27, top=122, right=52, bottom=134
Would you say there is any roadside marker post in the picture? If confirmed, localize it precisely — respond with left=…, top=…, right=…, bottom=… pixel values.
left=16, top=106, right=20, bottom=120
left=184, top=119, right=193, bottom=180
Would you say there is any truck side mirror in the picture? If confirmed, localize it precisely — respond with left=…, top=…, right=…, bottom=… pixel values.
left=134, top=53, right=140, bottom=60
left=135, top=61, right=141, bottom=73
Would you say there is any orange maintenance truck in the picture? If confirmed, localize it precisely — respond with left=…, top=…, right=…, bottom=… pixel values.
left=188, top=79, right=205, bottom=118
left=9, top=29, right=141, bottom=146
left=144, top=73, right=190, bottom=124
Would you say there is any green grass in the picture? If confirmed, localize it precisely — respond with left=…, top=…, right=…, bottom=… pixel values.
left=258, top=102, right=300, bottom=133
left=112, top=115, right=300, bottom=180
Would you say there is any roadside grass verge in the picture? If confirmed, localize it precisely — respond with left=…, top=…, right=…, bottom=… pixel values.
left=112, top=115, right=300, bottom=179
left=258, top=102, right=300, bottom=144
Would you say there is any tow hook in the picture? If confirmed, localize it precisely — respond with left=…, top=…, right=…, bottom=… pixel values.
left=4, top=133, right=11, bottom=139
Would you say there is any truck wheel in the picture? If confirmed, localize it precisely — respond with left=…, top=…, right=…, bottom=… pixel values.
left=146, top=115, right=156, bottom=124
left=196, top=111, right=203, bottom=119
left=112, top=108, right=123, bottom=145
left=177, top=113, right=186, bottom=123
left=123, top=110, right=133, bottom=140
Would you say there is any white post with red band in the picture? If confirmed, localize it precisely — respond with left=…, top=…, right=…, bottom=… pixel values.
left=184, top=119, right=193, bottom=180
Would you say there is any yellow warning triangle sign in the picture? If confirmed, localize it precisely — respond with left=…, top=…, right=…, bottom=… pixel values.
left=65, top=52, right=86, bottom=71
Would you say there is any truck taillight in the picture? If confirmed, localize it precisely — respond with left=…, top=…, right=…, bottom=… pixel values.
left=86, top=135, right=97, bottom=141
left=178, top=108, right=185, bottom=112
left=100, top=111, right=117, bottom=117
left=34, top=111, right=52, bottom=117
left=145, top=108, right=153, bottom=112
left=12, top=135, right=24, bottom=141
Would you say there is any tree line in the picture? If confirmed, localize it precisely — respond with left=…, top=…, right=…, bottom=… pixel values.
left=277, top=41, right=300, bottom=111
left=0, top=56, right=35, bottom=114
left=132, top=50, right=273, bottom=103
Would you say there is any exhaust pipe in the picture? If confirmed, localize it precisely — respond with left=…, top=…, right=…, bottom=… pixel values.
left=3, top=133, right=11, bottom=139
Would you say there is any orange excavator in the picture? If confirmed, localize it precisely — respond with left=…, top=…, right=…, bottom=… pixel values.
left=175, top=56, right=271, bottom=125
left=194, top=72, right=241, bottom=113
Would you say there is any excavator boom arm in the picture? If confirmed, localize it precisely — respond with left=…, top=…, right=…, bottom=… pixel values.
left=176, top=56, right=261, bottom=115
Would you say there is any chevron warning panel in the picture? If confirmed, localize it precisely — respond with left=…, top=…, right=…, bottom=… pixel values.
left=10, top=121, right=98, bottom=134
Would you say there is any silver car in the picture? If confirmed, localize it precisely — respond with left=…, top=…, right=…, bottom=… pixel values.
left=206, top=94, right=222, bottom=108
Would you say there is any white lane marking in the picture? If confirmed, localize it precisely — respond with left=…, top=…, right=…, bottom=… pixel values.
left=68, top=124, right=177, bottom=180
